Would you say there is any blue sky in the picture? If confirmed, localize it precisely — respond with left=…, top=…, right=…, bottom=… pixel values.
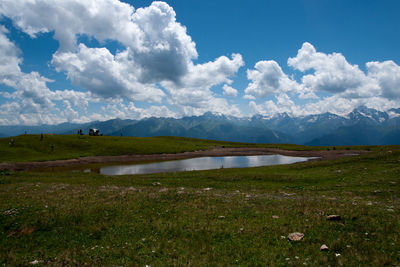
left=0, top=0, right=400, bottom=125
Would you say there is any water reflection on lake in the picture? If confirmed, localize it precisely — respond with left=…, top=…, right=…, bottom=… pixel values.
left=100, top=154, right=314, bottom=175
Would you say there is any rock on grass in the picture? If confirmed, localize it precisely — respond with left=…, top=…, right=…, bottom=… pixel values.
left=320, top=244, right=329, bottom=251
left=287, top=232, right=304, bottom=241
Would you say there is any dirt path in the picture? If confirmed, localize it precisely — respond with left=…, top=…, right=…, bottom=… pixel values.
left=0, top=147, right=366, bottom=171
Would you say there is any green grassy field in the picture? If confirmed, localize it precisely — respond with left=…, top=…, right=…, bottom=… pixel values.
left=0, top=134, right=386, bottom=163
left=0, top=135, right=241, bottom=162
left=0, top=136, right=399, bottom=265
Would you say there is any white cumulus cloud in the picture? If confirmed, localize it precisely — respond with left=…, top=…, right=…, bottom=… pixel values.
left=367, top=60, right=400, bottom=99
left=162, top=53, right=244, bottom=116
left=0, top=0, right=246, bottom=123
left=0, top=27, right=98, bottom=124
left=286, top=42, right=384, bottom=99
left=246, top=42, right=400, bottom=117
left=103, top=101, right=178, bottom=120
left=0, top=0, right=198, bottom=88
left=222, top=84, right=238, bottom=97
left=52, top=44, right=165, bottom=102
left=245, top=60, right=300, bottom=99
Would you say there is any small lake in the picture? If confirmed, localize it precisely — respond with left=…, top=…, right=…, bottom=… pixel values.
left=100, top=154, right=315, bottom=175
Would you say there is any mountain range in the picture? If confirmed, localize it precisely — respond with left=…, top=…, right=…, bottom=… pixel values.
left=1, top=106, right=399, bottom=145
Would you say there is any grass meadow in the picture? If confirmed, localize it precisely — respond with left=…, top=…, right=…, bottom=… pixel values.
left=0, top=135, right=399, bottom=265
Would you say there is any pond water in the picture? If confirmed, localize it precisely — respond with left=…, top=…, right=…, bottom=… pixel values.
left=99, top=154, right=315, bottom=175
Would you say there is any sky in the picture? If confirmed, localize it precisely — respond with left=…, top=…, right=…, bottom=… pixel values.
left=0, top=0, right=400, bottom=125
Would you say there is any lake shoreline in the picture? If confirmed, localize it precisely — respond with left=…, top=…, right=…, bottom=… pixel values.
left=0, top=147, right=366, bottom=171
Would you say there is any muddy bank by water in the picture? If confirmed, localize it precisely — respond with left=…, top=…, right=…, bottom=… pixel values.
left=0, top=147, right=364, bottom=171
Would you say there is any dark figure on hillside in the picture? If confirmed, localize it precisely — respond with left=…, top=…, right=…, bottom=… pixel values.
left=9, top=138, right=14, bottom=147
left=40, top=133, right=43, bottom=141
left=89, top=128, right=100, bottom=136
left=51, top=144, right=54, bottom=152
left=120, top=132, right=123, bottom=136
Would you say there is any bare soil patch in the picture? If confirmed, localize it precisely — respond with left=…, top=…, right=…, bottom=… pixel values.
left=0, top=147, right=365, bottom=171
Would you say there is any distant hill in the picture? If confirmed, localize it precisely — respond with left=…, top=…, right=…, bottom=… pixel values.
left=0, top=123, right=83, bottom=137
left=248, top=112, right=349, bottom=144
left=1, top=106, right=400, bottom=145
left=113, top=116, right=290, bottom=143
left=62, top=118, right=137, bottom=136
left=307, top=123, right=400, bottom=146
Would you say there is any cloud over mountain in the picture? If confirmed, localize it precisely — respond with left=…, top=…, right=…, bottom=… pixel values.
left=0, top=1, right=399, bottom=125
left=0, top=25, right=97, bottom=125
left=245, top=42, right=400, bottom=117
left=0, top=0, right=246, bottom=120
